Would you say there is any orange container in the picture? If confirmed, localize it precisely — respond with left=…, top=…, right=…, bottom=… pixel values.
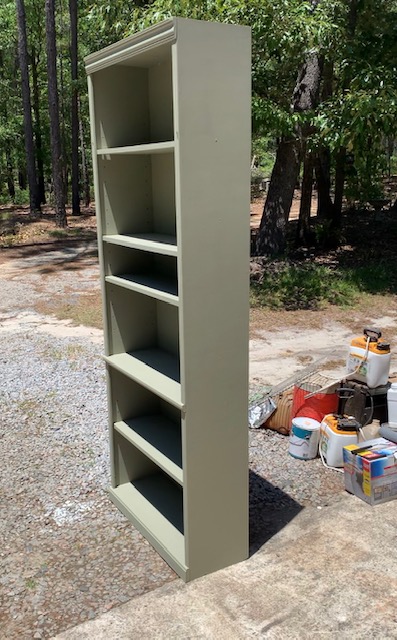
left=291, top=375, right=339, bottom=423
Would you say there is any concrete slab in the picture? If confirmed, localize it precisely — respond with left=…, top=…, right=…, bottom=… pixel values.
left=55, top=492, right=397, bottom=639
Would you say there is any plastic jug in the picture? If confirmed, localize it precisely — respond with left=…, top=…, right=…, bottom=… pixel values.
left=388, top=383, right=397, bottom=427
left=320, top=414, right=359, bottom=467
left=346, top=328, right=391, bottom=388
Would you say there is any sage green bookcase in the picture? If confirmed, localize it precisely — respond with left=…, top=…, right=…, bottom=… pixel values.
left=85, top=17, right=251, bottom=581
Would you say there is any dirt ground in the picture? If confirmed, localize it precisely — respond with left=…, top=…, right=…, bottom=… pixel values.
left=250, top=190, right=318, bottom=228
left=2, top=238, right=397, bottom=389
left=2, top=200, right=397, bottom=390
left=0, top=204, right=97, bottom=248
left=2, top=197, right=397, bottom=384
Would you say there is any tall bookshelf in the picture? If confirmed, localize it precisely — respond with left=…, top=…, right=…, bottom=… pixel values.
left=85, top=17, right=251, bottom=581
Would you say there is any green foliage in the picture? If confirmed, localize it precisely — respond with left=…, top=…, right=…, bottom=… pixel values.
left=1, top=0, right=397, bottom=212
left=127, top=0, right=323, bottom=137
left=252, top=136, right=276, bottom=178
left=13, top=189, right=30, bottom=206
left=346, top=263, right=397, bottom=296
left=84, top=1, right=137, bottom=49
left=250, top=261, right=358, bottom=310
left=25, top=577, right=37, bottom=590
left=390, top=155, right=397, bottom=175
left=250, top=253, right=397, bottom=311
left=312, top=1, right=397, bottom=202
left=0, top=188, right=29, bottom=206
left=0, top=1, right=17, bottom=47
left=0, top=2, right=23, bottom=191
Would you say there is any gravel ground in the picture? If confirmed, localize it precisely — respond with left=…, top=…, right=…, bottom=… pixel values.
left=0, top=241, right=346, bottom=639
left=0, top=321, right=176, bottom=640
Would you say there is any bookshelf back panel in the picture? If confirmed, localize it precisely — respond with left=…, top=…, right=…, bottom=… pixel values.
left=114, top=431, right=158, bottom=484
left=151, top=154, right=176, bottom=236
left=93, top=55, right=173, bottom=147
left=108, top=368, right=181, bottom=425
left=108, top=368, right=162, bottom=422
left=148, top=57, right=173, bottom=142
left=98, top=154, right=176, bottom=237
left=94, top=66, right=149, bottom=148
left=106, top=285, right=179, bottom=357
left=104, top=243, right=178, bottom=282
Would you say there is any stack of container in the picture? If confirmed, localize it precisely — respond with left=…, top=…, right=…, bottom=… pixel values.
left=289, top=327, right=395, bottom=469
left=319, top=328, right=391, bottom=468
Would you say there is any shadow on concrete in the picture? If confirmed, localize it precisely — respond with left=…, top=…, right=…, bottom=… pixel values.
left=249, top=470, right=303, bottom=555
left=37, top=243, right=99, bottom=274
left=1, top=238, right=98, bottom=273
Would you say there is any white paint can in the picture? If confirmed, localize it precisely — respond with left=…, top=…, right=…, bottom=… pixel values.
left=289, top=417, right=321, bottom=460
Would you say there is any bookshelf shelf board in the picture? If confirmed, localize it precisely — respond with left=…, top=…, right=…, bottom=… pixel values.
left=104, top=350, right=182, bottom=409
left=97, top=141, right=174, bottom=156
left=114, top=416, right=183, bottom=484
left=103, top=234, right=177, bottom=257
left=105, top=274, right=178, bottom=305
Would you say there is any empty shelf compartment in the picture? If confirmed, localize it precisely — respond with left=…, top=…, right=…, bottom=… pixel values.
left=108, top=368, right=182, bottom=483
left=106, top=286, right=179, bottom=353
left=92, top=52, right=173, bottom=148
left=109, top=478, right=186, bottom=573
left=104, top=245, right=178, bottom=304
left=98, top=153, right=176, bottom=238
left=115, top=417, right=182, bottom=484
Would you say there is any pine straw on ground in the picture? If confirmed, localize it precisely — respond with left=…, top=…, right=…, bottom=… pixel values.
left=0, top=204, right=97, bottom=248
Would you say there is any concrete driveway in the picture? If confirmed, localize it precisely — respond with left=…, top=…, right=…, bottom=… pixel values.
left=56, top=491, right=397, bottom=639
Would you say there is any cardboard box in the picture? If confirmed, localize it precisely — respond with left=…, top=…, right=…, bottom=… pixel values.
left=343, top=438, right=397, bottom=505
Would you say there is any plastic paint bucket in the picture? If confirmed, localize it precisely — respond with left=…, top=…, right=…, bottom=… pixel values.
left=289, top=417, right=321, bottom=460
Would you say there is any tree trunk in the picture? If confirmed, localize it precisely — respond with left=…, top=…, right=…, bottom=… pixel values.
left=0, top=52, right=16, bottom=200
left=69, top=0, right=80, bottom=214
left=333, top=146, right=346, bottom=228
left=15, top=0, right=41, bottom=214
left=78, top=95, right=90, bottom=207
left=329, top=1, right=358, bottom=230
left=296, top=148, right=314, bottom=245
left=296, top=49, right=323, bottom=246
left=256, top=138, right=300, bottom=255
left=6, top=146, right=15, bottom=199
left=315, top=59, right=334, bottom=220
left=59, top=0, right=68, bottom=204
left=31, top=47, right=46, bottom=204
left=45, top=0, right=67, bottom=227
left=256, top=50, right=323, bottom=256
left=315, top=147, right=334, bottom=220
left=18, top=166, right=27, bottom=190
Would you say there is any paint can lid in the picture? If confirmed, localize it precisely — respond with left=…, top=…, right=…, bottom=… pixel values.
left=292, top=417, right=321, bottom=431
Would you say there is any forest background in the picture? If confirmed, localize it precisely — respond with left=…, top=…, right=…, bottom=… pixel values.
left=1, top=0, right=397, bottom=275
